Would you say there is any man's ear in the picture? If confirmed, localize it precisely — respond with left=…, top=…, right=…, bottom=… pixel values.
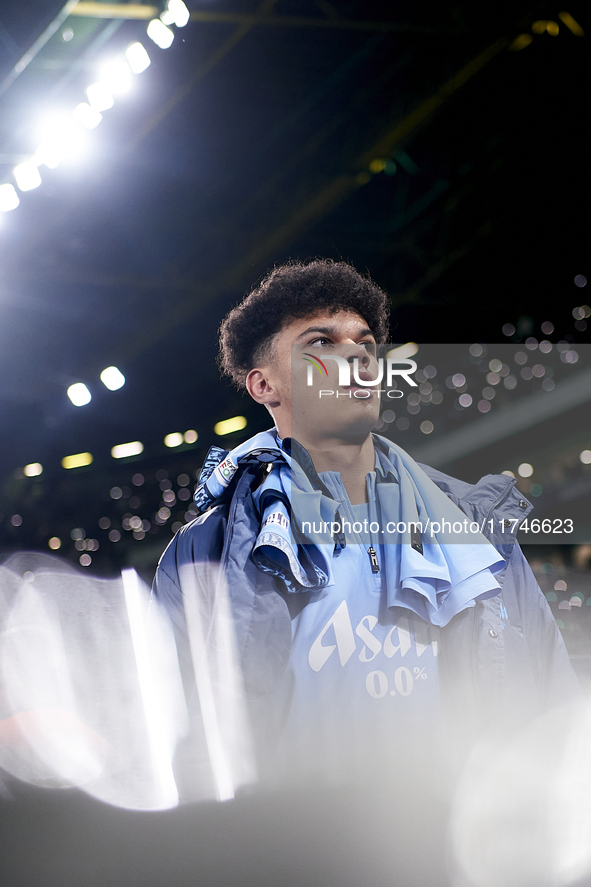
left=246, top=368, right=281, bottom=408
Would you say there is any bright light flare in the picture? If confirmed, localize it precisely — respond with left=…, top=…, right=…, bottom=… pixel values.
left=73, top=102, right=102, bottom=130
left=99, top=58, right=132, bottom=94
left=214, top=416, right=247, bottom=436
left=100, top=366, right=125, bottom=390
left=180, top=563, right=257, bottom=800
left=111, top=441, right=144, bottom=459
left=34, top=143, right=60, bottom=169
left=35, top=113, right=89, bottom=168
left=386, top=342, right=419, bottom=360
left=125, top=42, right=151, bottom=73
left=67, top=383, right=91, bottom=406
left=13, top=161, right=42, bottom=192
left=0, top=555, right=187, bottom=809
left=518, top=462, right=534, bottom=478
left=86, top=83, right=114, bottom=112
left=23, top=463, right=43, bottom=477
left=147, top=19, right=174, bottom=49
left=0, top=183, right=20, bottom=211
left=122, top=568, right=179, bottom=808
left=162, top=0, right=190, bottom=27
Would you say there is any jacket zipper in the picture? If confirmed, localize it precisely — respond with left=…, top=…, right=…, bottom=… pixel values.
left=365, top=472, right=380, bottom=574
left=367, top=546, right=380, bottom=573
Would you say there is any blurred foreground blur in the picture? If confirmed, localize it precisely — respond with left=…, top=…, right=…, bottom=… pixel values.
left=0, top=553, right=187, bottom=809
left=1, top=553, right=591, bottom=887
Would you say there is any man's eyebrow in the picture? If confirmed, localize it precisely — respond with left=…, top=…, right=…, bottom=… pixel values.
left=294, top=324, right=375, bottom=341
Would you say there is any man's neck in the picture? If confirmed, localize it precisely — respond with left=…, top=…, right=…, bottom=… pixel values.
left=293, top=433, right=375, bottom=505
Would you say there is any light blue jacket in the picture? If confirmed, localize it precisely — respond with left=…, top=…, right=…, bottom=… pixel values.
left=153, top=435, right=581, bottom=755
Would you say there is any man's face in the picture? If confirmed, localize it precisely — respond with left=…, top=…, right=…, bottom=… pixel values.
left=262, top=310, right=382, bottom=443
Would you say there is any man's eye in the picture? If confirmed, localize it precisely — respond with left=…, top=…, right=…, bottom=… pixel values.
left=309, top=337, right=332, bottom=346
left=361, top=341, right=377, bottom=353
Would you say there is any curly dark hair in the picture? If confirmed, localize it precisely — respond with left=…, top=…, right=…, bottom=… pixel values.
left=218, top=259, right=390, bottom=388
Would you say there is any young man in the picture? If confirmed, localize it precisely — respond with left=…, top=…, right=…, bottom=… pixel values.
left=153, top=259, right=580, bottom=794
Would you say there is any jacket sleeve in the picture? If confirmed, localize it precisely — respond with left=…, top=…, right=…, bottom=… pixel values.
left=152, top=505, right=227, bottom=627
left=500, top=542, right=583, bottom=712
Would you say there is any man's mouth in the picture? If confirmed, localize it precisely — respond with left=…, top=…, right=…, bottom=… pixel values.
left=342, top=369, right=378, bottom=392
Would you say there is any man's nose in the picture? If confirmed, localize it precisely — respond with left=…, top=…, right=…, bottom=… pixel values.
left=343, top=343, right=370, bottom=365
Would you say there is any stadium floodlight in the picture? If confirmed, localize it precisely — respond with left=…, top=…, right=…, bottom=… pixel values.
left=100, top=366, right=125, bottom=390
left=35, top=141, right=61, bottom=169
left=86, top=83, right=114, bottom=112
left=67, top=383, right=92, bottom=406
left=62, top=452, right=93, bottom=469
left=164, top=433, right=184, bottom=448
left=23, top=463, right=43, bottom=477
left=73, top=102, right=102, bottom=129
left=13, top=161, right=42, bottom=192
left=214, top=416, right=247, bottom=436
left=0, top=183, right=20, bottom=211
left=126, top=42, right=151, bottom=74
left=147, top=19, right=174, bottom=49
left=161, top=0, right=190, bottom=27
left=35, top=112, right=88, bottom=169
left=99, top=58, right=133, bottom=94
left=111, top=441, right=144, bottom=459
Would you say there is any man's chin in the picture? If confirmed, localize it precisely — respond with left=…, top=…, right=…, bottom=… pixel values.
left=293, top=416, right=380, bottom=445
left=341, top=417, right=380, bottom=443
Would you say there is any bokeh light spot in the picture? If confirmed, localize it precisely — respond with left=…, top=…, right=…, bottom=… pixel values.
left=126, top=41, right=151, bottom=73
left=111, top=441, right=144, bottom=459
left=24, top=462, right=43, bottom=477
left=62, top=453, right=93, bottom=469
left=164, top=433, right=184, bottom=448
left=214, top=416, right=247, bottom=436
left=67, top=383, right=91, bottom=407
left=100, top=366, right=125, bottom=390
